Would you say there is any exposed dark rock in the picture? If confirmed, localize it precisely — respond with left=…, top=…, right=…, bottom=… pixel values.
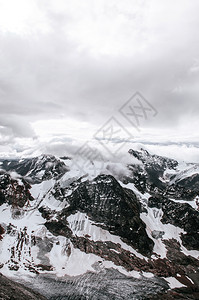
left=127, top=149, right=199, bottom=200
left=181, top=232, right=199, bottom=250
left=50, top=176, right=83, bottom=202
left=152, top=230, right=165, bottom=239
left=127, top=149, right=178, bottom=195
left=70, top=235, right=188, bottom=277
left=0, top=225, right=4, bottom=241
left=163, top=239, right=199, bottom=274
left=128, top=149, right=178, bottom=170
left=0, top=172, right=33, bottom=207
left=59, top=156, right=72, bottom=160
left=39, top=206, right=57, bottom=221
left=166, top=174, right=199, bottom=200
left=45, top=220, right=73, bottom=238
left=148, top=286, right=199, bottom=300
left=0, top=190, right=5, bottom=205
left=35, top=264, right=53, bottom=271
left=58, top=174, right=154, bottom=256
left=148, top=195, right=165, bottom=209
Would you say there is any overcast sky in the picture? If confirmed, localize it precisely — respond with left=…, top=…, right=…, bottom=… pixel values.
left=0, top=0, right=199, bottom=160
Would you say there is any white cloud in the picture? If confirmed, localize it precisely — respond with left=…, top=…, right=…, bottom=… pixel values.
left=0, top=0, right=50, bottom=34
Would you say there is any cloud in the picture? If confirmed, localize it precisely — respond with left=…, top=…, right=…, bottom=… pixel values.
left=0, top=116, right=35, bottom=138
left=0, top=0, right=199, bottom=158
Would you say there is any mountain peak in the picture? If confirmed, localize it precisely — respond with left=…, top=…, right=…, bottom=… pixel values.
left=128, top=148, right=178, bottom=170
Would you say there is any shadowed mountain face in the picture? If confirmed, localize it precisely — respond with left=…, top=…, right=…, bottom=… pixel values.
left=168, top=173, right=199, bottom=199
left=57, top=174, right=154, bottom=257
left=0, top=172, right=33, bottom=207
left=125, top=149, right=179, bottom=195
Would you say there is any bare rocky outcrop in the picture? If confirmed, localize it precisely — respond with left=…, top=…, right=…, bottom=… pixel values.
left=60, top=174, right=154, bottom=257
left=0, top=172, right=33, bottom=207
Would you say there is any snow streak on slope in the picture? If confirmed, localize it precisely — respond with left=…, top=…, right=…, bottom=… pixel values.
left=67, top=211, right=146, bottom=259
left=0, top=203, right=45, bottom=276
left=120, top=181, right=199, bottom=260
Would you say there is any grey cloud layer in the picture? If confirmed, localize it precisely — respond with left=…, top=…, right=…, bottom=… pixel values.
left=0, top=0, right=199, bottom=156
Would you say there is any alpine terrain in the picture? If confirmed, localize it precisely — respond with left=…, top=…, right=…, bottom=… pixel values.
left=0, top=149, right=199, bottom=299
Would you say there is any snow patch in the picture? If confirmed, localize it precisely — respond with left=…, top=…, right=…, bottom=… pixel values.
left=165, top=277, right=186, bottom=289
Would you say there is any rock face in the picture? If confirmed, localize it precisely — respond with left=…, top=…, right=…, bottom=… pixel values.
left=126, top=149, right=177, bottom=195
left=147, top=287, right=199, bottom=300
left=0, top=172, right=33, bottom=207
left=167, top=173, right=199, bottom=200
left=128, top=148, right=178, bottom=170
left=58, top=174, right=154, bottom=256
left=0, top=273, right=47, bottom=300
left=127, top=148, right=199, bottom=200
left=0, top=225, right=4, bottom=241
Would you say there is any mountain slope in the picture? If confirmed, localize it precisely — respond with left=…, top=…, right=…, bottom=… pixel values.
left=127, top=148, right=199, bottom=200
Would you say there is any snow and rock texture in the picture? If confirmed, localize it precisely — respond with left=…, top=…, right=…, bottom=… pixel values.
left=0, top=154, right=69, bottom=184
left=14, top=270, right=169, bottom=300
left=0, top=171, right=33, bottom=207
left=0, top=272, right=47, bottom=300
left=0, top=149, right=199, bottom=299
left=56, top=174, right=154, bottom=256
left=148, top=195, right=199, bottom=250
left=127, top=148, right=199, bottom=200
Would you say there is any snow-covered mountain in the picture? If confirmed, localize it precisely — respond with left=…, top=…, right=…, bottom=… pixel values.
left=0, top=154, right=69, bottom=184
left=0, top=149, right=199, bottom=299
